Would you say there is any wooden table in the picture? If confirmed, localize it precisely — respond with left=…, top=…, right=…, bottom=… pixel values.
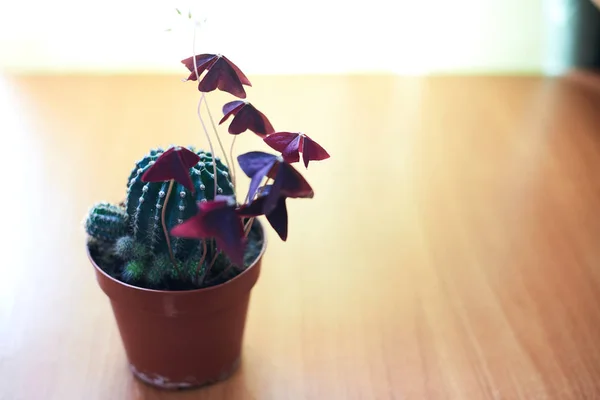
left=2, top=72, right=600, bottom=399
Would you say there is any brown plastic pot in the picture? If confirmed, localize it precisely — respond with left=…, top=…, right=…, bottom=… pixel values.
left=87, top=223, right=266, bottom=390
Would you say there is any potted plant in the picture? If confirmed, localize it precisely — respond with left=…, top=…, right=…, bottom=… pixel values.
left=83, top=10, right=330, bottom=391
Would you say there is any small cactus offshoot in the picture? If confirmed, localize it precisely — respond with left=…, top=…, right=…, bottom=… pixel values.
left=85, top=202, right=128, bottom=241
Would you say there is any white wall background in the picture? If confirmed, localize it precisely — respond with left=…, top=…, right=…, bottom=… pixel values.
left=0, top=0, right=575, bottom=75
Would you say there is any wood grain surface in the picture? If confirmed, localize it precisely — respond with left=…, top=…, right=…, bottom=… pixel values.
left=2, top=72, right=600, bottom=399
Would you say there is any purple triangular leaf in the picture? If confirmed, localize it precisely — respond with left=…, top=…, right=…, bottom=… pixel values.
left=237, top=186, right=289, bottom=241
left=182, top=54, right=251, bottom=98
left=181, top=54, right=218, bottom=81
left=141, top=146, right=200, bottom=193
left=237, top=151, right=279, bottom=202
left=229, top=103, right=274, bottom=137
left=222, top=55, right=252, bottom=86
left=282, top=135, right=301, bottom=163
left=266, top=196, right=288, bottom=241
left=237, top=151, right=278, bottom=177
left=263, top=165, right=285, bottom=214
left=171, top=196, right=246, bottom=266
left=248, top=164, right=273, bottom=203
left=198, top=57, right=247, bottom=98
left=264, top=132, right=299, bottom=153
left=277, top=162, right=314, bottom=199
left=301, top=135, right=330, bottom=168
left=219, top=100, right=245, bottom=125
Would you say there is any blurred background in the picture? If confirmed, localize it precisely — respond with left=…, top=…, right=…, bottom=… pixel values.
left=5, top=1, right=600, bottom=398
left=0, top=0, right=599, bottom=76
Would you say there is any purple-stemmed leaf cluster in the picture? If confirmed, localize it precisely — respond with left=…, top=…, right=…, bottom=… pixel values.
left=220, top=100, right=274, bottom=137
left=142, top=53, right=330, bottom=267
left=181, top=54, right=252, bottom=98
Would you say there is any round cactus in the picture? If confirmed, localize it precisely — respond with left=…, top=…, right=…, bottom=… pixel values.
left=114, top=235, right=148, bottom=261
left=124, top=146, right=234, bottom=259
left=85, top=202, right=128, bottom=241
left=85, top=146, right=244, bottom=290
left=122, top=259, right=145, bottom=283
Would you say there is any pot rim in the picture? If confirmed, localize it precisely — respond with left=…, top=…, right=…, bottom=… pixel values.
left=86, top=218, right=268, bottom=296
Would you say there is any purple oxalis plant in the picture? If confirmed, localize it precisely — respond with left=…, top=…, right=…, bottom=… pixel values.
left=181, top=54, right=252, bottom=99
left=83, top=10, right=330, bottom=290
left=219, top=100, right=274, bottom=137
left=142, top=17, right=331, bottom=268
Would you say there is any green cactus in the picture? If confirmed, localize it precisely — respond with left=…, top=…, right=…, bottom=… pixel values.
left=85, top=202, right=128, bottom=241
left=85, top=146, right=263, bottom=290
left=118, top=239, right=206, bottom=288
left=122, top=259, right=145, bottom=283
left=114, top=235, right=148, bottom=259
left=120, top=146, right=234, bottom=289
left=86, top=237, right=114, bottom=271
left=125, top=147, right=234, bottom=259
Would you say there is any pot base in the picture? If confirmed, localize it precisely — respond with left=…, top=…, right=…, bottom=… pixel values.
left=130, top=356, right=241, bottom=390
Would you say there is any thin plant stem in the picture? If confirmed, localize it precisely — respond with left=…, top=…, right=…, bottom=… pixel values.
left=204, top=95, right=232, bottom=173
left=244, top=174, right=272, bottom=204
left=192, top=26, right=218, bottom=198
left=206, top=263, right=235, bottom=286
left=197, top=94, right=218, bottom=198
left=200, top=249, right=220, bottom=285
left=244, top=175, right=265, bottom=204
left=196, top=240, right=208, bottom=283
left=208, top=251, right=220, bottom=269
left=244, top=218, right=254, bottom=237
left=161, top=179, right=179, bottom=273
left=242, top=174, right=271, bottom=235
left=209, top=221, right=250, bottom=285
left=229, top=135, right=237, bottom=188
